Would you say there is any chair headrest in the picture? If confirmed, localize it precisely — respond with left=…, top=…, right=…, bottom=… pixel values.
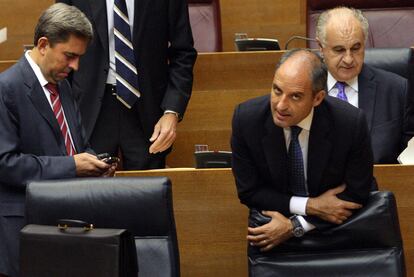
left=26, top=177, right=174, bottom=236
left=364, top=48, right=414, bottom=79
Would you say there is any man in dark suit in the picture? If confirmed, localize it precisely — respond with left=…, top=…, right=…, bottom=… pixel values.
left=231, top=49, right=374, bottom=252
left=316, top=6, right=413, bottom=163
left=56, top=0, right=197, bottom=169
left=0, top=4, right=115, bottom=277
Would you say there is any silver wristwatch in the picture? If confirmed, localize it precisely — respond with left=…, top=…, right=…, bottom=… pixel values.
left=290, top=215, right=305, bottom=237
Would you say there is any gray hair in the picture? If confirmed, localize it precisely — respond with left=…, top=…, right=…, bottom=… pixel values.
left=34, top=3, right=93, bottom=46
left=276, top=48, right=327, bottom=95
left=316, top=7, right=369, bottom=47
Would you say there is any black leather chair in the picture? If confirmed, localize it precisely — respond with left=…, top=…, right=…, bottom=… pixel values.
left=25, top=177, right=179, bottom=277
left=248, top=191, right=406, bottom=276
left=364, top=48, right=414, bottom=81
left=364, top=47, right=414, bottom=131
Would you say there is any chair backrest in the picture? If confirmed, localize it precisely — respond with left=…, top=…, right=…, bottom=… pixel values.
left=306, top=0, right=414, bottom=49
left=248, top=191, right=406, bottom=276
left=364, top=47, right=414, bottom=121
left=26, top=177, right=179, bottom=277
left=364, top=47, right=414, bottom=80
left=188, top=0, right=222, bottom=52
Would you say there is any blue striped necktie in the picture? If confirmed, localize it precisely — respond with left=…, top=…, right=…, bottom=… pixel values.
left=114, top=0, right=140, bottom=108
left=288, top=126, right=307, bottom=196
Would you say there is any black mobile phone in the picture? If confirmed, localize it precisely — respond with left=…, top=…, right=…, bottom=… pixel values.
left=103, top=156, right=120, bottom=164
left=97, top=153, right=119, bottom=164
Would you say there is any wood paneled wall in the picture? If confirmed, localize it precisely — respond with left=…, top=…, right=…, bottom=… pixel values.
left=0, top=0, right=307, bottom=61
left=0, top=0, right=53, bottom=60
left=220, top=0, right=307, bottom=51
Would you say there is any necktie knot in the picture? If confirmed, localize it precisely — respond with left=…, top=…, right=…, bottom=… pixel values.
left=335, top=81, right=348, bottom=102
left=45, top=83, right=58, bottom=96
left=290, top=126, right=302, bottom=139
left=335, top=81, right=346, bottom=90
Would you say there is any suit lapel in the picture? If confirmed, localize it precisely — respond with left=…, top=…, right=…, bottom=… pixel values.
left=307, top=103, right=332, bottom=194
left=58, top=82, right=81, bottom=153
left=89, top=0, right=109, bottom=52
left=262, top=115, right=289, bottom=191
left=20, top=58, right=67, bottom=155
left=358, top=65, right=376, bottom=131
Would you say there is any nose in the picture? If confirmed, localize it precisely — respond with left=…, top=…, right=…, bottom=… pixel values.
left=342, top=50, right=354, bottom=65
left=276, top=95, right=289, bottom=111
left=68, top=57, right=80, bottom=71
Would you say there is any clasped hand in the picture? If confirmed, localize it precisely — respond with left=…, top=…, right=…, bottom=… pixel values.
left=247, top=211, right=293, bottom=252
left=306, top=184, right=362, bottom=224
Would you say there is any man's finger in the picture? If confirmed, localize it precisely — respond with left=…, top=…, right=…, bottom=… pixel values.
left=247, top=226, right=266, bottom=236
left=149, top=124, right=161, bottom=143
left=341, top=200, right=362, bottom=210
left=330, top=184, right=346, bottom=195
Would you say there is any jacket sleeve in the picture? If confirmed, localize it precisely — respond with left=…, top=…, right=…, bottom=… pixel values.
left=0, top=83, right=76, bottom=188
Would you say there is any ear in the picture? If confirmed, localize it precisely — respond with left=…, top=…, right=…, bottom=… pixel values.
left=36, top=37, right=50, bottom=55
left=316, top=38, right=324, bottom=56
left=312, top=90, right=326, bottom=107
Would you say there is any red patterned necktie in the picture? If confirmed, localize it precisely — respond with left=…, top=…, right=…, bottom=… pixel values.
left=45, top=83, right=76, bottom=156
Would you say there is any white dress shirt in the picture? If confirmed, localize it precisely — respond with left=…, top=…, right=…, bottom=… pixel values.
left=25, top=50, right=76, bottom=149
left=327, top=72, right=359, bottom=108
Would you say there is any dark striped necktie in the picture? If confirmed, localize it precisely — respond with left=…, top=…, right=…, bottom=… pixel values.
left=45, top=83, right=76, bottom=156
left=114, top=0, right=140, bottom=108
left=288, top=126, right=307, bottom=196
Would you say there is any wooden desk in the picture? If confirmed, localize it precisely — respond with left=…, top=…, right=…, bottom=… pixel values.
left=0, top=60, right=16, bottom=73
left=117, top=165, right=414, bottom=277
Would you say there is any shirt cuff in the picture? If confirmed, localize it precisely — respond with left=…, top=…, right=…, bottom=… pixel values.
left=164, top=110, right=179, bottom=118
left=289, top=196, right=309, bottom=216
left=296, top=215, right=316, bottom=232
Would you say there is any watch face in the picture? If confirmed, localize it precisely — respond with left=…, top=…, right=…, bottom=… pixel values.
left=293, top=227, right=305, bottom=237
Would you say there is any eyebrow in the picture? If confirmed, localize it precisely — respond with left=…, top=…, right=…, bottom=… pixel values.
left=273, top=83, right=282, bottom=92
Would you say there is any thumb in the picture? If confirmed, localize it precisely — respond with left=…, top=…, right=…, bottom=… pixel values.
left=330, top=184, right=346, bottom=195
left=149, top=123, right=160, bottom=142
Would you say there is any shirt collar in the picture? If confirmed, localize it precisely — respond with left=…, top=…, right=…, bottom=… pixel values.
left=284, top=108, right=314, bottom=132
left=25, top=50, right=49, bottom=88
left=327, top=71, right=358, bottom=92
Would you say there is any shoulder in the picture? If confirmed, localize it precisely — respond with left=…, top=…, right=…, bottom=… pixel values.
left=233, top=94, right=270, bottom=130
left=320, top=96, right=366, bottom=125
left=361, top=64, right=407, bottom=85
left=235, top=94, right=270, bottom=118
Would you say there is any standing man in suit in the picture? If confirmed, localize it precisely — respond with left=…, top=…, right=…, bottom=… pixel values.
left=316, top=6, right=413, bottom=163
left=0, top=4, right=115, bottom=277
left=231, top=49, right=374, bottom=252
left=57, top=0, right=197, bottom=169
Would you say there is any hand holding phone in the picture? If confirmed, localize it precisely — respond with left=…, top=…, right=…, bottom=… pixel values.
left=97, top=153, right=120, bottom=164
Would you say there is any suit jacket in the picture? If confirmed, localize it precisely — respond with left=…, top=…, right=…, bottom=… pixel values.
left=358, top=64, right=410, bottom=164
left=57, top=0, right=197, bottom=139
left=231, top=95, right=374, bottom=227
left=0, top=57, right=92, bottom=276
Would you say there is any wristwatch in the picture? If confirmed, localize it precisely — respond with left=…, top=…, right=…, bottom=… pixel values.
left=290, top=215, right=305, bottom=237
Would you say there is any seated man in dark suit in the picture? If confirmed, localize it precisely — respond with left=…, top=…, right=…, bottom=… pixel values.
left=0, top=4, right=116, bottom=277
left=316, top=6, right=413, bottom=163
left=231, top=49, right=374, bottom=252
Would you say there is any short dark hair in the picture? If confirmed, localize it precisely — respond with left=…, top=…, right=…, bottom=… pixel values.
left=33, top=3, right=93, bottom=46
left=276, top=48, right=327, bottom=95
